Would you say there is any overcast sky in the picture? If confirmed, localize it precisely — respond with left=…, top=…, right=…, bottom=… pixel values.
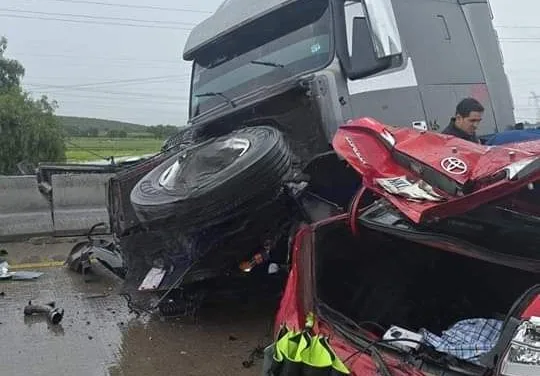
left=2, top=0, right=540, bottom=126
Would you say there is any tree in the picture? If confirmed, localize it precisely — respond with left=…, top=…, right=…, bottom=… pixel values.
left=0, top=37, right=24, bottom=91
left=107, top=129, right=127, bottom=138
left=0, top=37, right=65, bottom=174
left=148, top=124, right=179, bottom=139
left=64, top=124, right=82, bottom=137
left=86, top=127, right=99, bottom=137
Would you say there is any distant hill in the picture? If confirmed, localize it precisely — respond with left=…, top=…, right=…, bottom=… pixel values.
left=57, top=115, right=181, bottom=140
left=57, top=116, right=149, bottom=134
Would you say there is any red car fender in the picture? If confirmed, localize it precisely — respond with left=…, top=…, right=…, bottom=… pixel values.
left=274, top=224, right=312, bottom=335
left=521, top=295, right=540, bottom=319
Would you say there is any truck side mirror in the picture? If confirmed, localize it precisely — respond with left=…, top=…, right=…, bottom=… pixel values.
left=336, top=0, right=402, bottom=80
left=349, top=16, right=392, bottom=79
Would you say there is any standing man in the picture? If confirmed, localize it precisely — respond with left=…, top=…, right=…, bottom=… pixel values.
left=442, top=97, right=484, bottom=143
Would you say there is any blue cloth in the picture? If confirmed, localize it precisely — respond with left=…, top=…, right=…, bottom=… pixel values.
left=485, top=129, right=540, bottom=145
left=419, top=319, right=503, bottom=364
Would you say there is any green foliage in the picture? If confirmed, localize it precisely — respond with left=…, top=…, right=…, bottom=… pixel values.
left=57, top=115, right=150, bottom=135
left=87, top=127, right=99, bottom=137
left=57, top=115, right=180, bottom=140
left=0, top=37, right=25, bottom=91
left=0, top=89, right=66, bottom=173
left=66, top=137, right=162, bottom=161
left=147, top=124, right=179, bottom=139
left=107, top=129, right=128, bottom=138
left=0, top=37, right=65, bottom=174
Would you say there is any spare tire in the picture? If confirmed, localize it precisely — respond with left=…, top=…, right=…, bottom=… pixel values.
left=130, top=126, right=292, bottom=227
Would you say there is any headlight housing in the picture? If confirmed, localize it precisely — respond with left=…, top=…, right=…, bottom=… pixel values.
left=499, top=316, right=540, bottom=375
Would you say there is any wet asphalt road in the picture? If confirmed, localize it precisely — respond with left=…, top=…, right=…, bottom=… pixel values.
left=0, top=264, right=275, bottom=376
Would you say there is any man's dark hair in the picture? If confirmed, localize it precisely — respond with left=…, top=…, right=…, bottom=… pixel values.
left=455, top=97, right=484, bottom=117
left=514, top=122, right=524, bottom=130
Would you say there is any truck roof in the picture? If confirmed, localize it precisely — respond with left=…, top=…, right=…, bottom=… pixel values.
left=183, top=0, right=296, bottom=60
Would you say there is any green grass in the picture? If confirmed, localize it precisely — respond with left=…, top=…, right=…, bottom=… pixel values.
left=66, top=137, right=163, bottom=162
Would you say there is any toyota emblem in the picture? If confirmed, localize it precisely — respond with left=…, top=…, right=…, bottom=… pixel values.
left=441, top=157, right=468, bottom=175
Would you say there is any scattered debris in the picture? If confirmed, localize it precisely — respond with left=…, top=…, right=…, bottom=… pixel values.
left=83, top=293, right=110, bottom=299
left=242, top=345, right=265, bottom=368
left=0, top=262, right=44, bottom=280
left=12, top=271, right=44, bottom=280
left=23, top=301, right=64, bottom=325
left=0, top=262, right=11, bottom=280
left=138, top=267, right=166, bottom=291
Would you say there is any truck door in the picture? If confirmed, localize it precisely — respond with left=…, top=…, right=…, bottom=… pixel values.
left=342, top=0, right=428, bottom=128
left=391, top=0, right=508, bottom=135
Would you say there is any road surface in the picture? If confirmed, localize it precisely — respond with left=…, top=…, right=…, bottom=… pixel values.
left=0, top=239, right=276, bottom=376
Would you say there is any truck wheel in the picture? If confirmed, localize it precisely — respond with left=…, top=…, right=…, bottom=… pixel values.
left=130, top=126, right=292, bottom=227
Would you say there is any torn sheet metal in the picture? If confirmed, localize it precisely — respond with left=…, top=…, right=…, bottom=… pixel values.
left=12, top=271, right=44, bottom=280
left=138, top=267, right=166, bottom=291
left=0, top=262, right=14, bottom=280
left=375, top=176, right=445, bottom=202
left=0, top=262, right=44, bottom=280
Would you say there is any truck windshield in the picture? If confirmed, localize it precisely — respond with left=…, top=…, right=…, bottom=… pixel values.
left=190, top=0, right=332, bottom=117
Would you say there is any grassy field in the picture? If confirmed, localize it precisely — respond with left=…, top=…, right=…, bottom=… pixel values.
left=66, top=137, right=163, bottom=162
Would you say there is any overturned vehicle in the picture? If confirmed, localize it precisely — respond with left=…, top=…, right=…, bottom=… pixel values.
left=68, top=0, right=521, bottom=314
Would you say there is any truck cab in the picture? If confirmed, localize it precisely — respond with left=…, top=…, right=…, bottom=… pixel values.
left=182, top=0, right=515, bottom=152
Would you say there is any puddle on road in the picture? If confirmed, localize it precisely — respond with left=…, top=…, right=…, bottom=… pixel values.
left=0, top=266, right=276, bottom=376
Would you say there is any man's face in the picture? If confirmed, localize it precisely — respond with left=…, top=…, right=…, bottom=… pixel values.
left=455, top=111, right=483, bottom=135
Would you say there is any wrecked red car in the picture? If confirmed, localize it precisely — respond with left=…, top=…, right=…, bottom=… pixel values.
left=267, top=117, right=540, bottom=376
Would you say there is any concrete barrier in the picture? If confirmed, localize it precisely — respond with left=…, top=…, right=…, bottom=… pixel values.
left=51, top=173, right=114, bottom=236
left=0, top=176, right=54, bottom=240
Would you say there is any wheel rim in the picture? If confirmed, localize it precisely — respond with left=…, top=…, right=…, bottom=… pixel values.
left=158, top=136, right=251, bottom=191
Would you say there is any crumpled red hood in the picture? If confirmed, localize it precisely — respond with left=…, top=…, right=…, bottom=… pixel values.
left=333, top=117, right=540, bottom=223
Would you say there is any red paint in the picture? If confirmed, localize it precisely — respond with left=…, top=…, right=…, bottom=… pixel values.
left=522, top=295, right=540, bottom=319
left=273, top=225, right=311, bottom=335
left=275, top=219, right=426, bottom=376
left=274, top=117, right=540, bottom=375
left=332, top=117, right=540, bottom=223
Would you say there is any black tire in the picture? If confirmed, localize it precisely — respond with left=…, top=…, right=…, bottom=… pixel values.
left=130, top=126, right=292, bottom=227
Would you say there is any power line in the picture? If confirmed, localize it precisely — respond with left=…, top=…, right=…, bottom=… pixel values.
left=26, top=85, right=189, bottom=100
left=34, top=0, right=213, bottom=14
left=24, top=74, right=187, bottom=89
left=24, top=85, right=192, bottom=102
left=0, top=13, right=192, bottom=30
left=0, top=8, right=197, bottom=26
left=26, top=78, right=190, bottom=90
left=500, top=38, right=540, bottom=43
left=48, top=92, right=189, bottom=105
left=496, top=26, right=540, bottom=29
left=12, top=52, right=185, bottom=64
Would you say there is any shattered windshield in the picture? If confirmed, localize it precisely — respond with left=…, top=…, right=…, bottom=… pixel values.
left=190, top=0, right=332, bottom=117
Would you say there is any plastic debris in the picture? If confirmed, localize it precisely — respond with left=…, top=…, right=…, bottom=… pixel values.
left=24, top=301, right=64, bottom=325
left=0, top=261, right=43, bottom=280
left=0, top=262, right=13, bottom=280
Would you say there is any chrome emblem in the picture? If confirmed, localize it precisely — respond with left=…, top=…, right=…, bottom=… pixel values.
left=441, top=157, right=468, bottom=175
